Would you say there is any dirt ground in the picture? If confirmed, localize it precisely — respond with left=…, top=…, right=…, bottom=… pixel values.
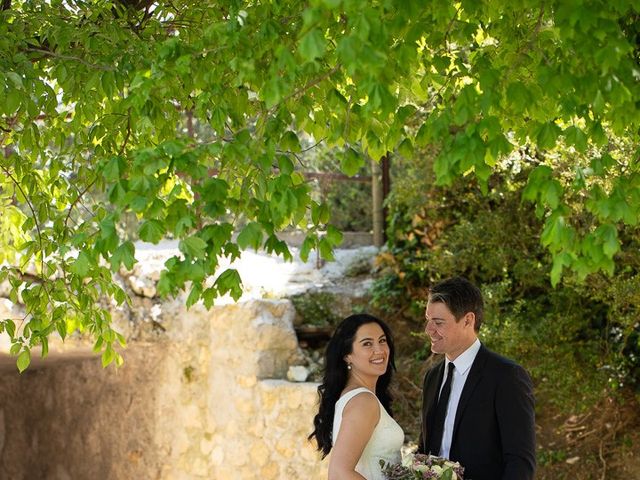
left=535, top=391, right=640, bottom=480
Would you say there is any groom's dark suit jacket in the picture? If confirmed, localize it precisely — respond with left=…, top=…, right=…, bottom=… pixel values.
left=418, top=345, right=536, bottom=480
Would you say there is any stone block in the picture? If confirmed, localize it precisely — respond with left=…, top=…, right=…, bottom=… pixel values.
left=260, top=462, right=280, bottom=480
left=249, top=441, right=269, bottom=466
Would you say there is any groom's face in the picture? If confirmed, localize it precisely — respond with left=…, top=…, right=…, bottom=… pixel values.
left=424, top=301, right=476, bottom=361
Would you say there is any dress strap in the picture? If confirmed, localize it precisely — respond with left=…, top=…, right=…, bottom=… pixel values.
left=337, top=387, right=376, bottom=407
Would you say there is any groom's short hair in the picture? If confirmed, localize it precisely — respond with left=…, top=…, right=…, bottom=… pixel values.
left=428, top=277, right=484, bottom=332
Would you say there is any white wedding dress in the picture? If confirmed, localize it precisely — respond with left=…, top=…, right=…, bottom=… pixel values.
left=332, top=387, right=404, bottom=480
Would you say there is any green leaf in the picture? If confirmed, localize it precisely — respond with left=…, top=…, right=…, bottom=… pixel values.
left=367, top=82, right=396, bottom=115
left=598, top=224, right=619, bottom=258
left=70, top=251, right=92, bottom=277
left=543, top=180, right=563, bottom=210
left=5, top=90, right=22, bottom=114
left=415, top=122, right=431, bottom=147
left=40, top=336, right=49, bottom=358
left=318, top=237, right=334, bottom=261
left=278, top=155, right=295, bottom=175
left=321, top=0, right=341, bottom=8
left=536, top=122, right=561, bottom=150
left=550, top=253, right=572, bottom=287
left=326, top=225, right=343, bottom=246
left=313, top=203, right=330, bottom=225
left=263, top=77, right=283, bottom=108
left=523, top=165, right=553, bottom=203
left=280, top=131, right=301, bottom=153
left=17, top=349, right=31, bottom=373
left=186, top=282, right=203, bottom=308
left=397, top=138, right=414, bottom=158
left=298, top=29, right=326, bottom=61
left=5, top=320, right=16, bottom=338
left=101, top=345, right=115, bottom=367
left=139, top=219, right=166, bottom=244
left=202, top=287, right=217, bottom=309
left=110, top=241, right=136, bottom=271
left=103, top=156, right=125, bottom=182
left=506, top=82, right=532, bottom=111
left=336, top=35, right=360, bottom=70
left=592, top=90, right=605, bottom=115
left=6, top=72, right=23, bottom=89
left=215, top=269, right=243, bottom=301
left=237, top=222, right=264, bottom=251
left=180, top=236, right=208, bottom=259
left=300, top=235, right=317, bottom=263
left=56, top=317, right=68, bottom=340
left=365, top=130, right=386, bottom=161
left=564, top=126, right=588, bottom=153
left=341, top=148, right=364, bottom=177
left=157, top=272, right=174, bottom=297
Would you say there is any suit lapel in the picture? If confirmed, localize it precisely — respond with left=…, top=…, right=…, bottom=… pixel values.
left=425, top=360, right=445, bottom=432
left=452, top=345, right=488, bottom=439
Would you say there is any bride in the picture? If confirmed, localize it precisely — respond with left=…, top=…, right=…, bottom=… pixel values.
left=309, top=313, right=404, bottom=479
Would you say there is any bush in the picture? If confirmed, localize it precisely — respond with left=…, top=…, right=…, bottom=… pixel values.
left=374, top=154, right=640, bottom=418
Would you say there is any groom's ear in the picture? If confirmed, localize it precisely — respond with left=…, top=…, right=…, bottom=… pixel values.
left=464, top=312, right=476, bottom=329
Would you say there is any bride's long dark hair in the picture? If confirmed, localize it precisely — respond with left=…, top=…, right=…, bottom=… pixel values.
left=308, top=313, right=396, bottom=458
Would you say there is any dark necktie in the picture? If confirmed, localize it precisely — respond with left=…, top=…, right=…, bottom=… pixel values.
left=429, top=362, right=455, bottom=456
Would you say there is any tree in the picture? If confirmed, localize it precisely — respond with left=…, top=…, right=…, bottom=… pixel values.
left=1, top=0, right=638, bottom=370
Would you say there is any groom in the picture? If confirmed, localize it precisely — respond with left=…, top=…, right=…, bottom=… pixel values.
left=418, top=277, right=536, bottom=480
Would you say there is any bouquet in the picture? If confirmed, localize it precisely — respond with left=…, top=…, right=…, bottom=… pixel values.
left=381, top=453, right=464, bottom=480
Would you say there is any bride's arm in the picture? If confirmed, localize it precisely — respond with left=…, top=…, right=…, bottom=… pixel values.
left=328, top=393, right=380, bottom=480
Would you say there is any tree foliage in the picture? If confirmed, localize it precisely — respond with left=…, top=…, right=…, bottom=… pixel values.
left=375, top=158, right=640, bottom=417
left=1, top=0, right=639, bottom=369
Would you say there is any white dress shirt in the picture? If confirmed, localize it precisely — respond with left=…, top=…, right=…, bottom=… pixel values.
left=438, top=338, right=481, bottom=459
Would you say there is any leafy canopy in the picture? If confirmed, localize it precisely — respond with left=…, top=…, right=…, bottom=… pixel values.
left=1, top=0, right=639, bottom=369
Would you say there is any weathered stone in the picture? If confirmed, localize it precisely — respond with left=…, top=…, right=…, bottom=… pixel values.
left=287, top=365, right=310, bottom=382
left=127, top=274, right=157, bottom=298
left=237, top=374, right=257, bottom=388
left=249, top=441, right=270, bottom=466
left=261, top=462, right=280, bottom=480
left=0, top=409, right=4, bottom=458
left=0, top=245, right=376, bottom=479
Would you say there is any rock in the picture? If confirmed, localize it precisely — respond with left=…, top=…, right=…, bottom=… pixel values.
left=127, top=275, right=157, bottom=298
left=287, top=365, right=310, bottom=382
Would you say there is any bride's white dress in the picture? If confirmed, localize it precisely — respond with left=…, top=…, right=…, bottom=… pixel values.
left=332, top=387, right=404, bottom=480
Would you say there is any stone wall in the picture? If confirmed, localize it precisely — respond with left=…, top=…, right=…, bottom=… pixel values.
left=0, top=245, right=380, bottom=479
left=0, top=298, right=329, bottom=479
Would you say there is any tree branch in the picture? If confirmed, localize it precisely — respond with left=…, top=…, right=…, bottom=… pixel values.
left=7, top=267, right=46, bottom=285
left=0, top=164, right=46, bottom=282
left=268, top=63, right=342, bottom=115
left=119, top=111, right=133, bottom=156
left=63, top=178, right=98, bottom=234
left=23, top=47, right=114, bottom=71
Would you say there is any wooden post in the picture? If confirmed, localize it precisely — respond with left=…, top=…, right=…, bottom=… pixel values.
left=381, top=154, right=390, bottom=244
left=371, top=157, right=384, bottom=247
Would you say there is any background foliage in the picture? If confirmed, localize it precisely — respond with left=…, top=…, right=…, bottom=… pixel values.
left=372, top=142, right=640, bottom=478
left=1, top=0, right=639, bottom=370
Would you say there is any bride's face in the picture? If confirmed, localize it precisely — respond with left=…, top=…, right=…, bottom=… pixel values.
left=344, top=322, right=390, bottom=377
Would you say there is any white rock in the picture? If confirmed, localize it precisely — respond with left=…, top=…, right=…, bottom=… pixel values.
left=287, top=365, right=310, bottom=382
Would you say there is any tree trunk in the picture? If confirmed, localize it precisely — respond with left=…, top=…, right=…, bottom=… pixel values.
left=371, top=158, right=384, bottom=247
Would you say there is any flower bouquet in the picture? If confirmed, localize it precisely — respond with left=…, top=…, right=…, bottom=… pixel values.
left=380, top=453, right=464, bottom=480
